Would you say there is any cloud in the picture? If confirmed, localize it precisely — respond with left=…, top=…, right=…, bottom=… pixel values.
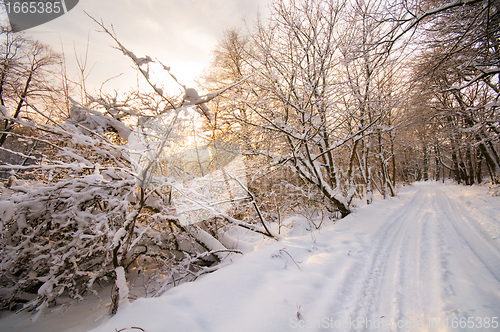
left=4, top=0, right=269, bottom=93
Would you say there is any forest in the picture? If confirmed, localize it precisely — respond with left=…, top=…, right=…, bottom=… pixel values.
left=0, top=0, right=498, bottom=318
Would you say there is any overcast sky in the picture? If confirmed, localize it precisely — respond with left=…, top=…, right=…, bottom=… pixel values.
left=1, top=0, right=269, bottom=95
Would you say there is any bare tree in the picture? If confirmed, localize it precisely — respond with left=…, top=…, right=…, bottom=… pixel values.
left=411, top=0, right=499, bottom=184
left=0, top=19, right=274, bottom=316
left=0, top=25, right=61, bottom=147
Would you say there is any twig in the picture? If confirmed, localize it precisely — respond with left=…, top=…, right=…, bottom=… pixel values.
left=279, top=248, right=302, bottom=272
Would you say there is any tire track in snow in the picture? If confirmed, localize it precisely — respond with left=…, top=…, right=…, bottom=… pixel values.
left=426, top=186, right=500, bottom=323
left=324, top=188, right=431, bottom=329
left=349, top=188, right=448, bottom=331
left=344, top=184, right=500, bottom=331
left=435, top=187, right=500, bottom=282
left=321, top=185, right=499, bottom=332
left=395, top=188, right=456, bottom=330
left=417, top=205, right=443, bottom=322
left=420, top=191, right=455, bottom=322
left=300, top=191, right=427, bottom=324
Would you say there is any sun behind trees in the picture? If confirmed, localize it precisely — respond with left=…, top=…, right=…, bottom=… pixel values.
left=203, top=0, right=412, bottom=215
left=0, top=18, right=273, bottom=316
left=0, top=0, right=498, bottom=317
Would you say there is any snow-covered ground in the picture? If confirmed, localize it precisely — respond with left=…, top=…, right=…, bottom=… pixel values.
left=1, top=181, right=500, bottom=331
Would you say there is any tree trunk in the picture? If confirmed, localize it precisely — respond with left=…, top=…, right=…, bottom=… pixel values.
left=423, top=142, right=429, bottom=181
left=0, top=72, right=33, bottom=147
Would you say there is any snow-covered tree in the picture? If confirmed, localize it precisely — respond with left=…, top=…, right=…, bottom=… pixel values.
left=0, top=24, right=61, bottom=148
left=203, top=0, right=416, bottom=216
left=409, top=0, right=499, bottom=184
left=0, top=20, right=274, bottom=316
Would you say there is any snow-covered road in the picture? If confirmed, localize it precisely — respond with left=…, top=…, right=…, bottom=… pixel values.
left=85, top=182, right=500, bottom=332
left=313, top=183, right=500, bottom=331
left=2, top=182, right=499, bottom=332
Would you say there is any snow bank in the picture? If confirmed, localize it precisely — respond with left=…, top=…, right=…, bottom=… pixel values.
left=86, top=182, right=500, bottom=332
left=2, top=182, right=499, bottom=332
